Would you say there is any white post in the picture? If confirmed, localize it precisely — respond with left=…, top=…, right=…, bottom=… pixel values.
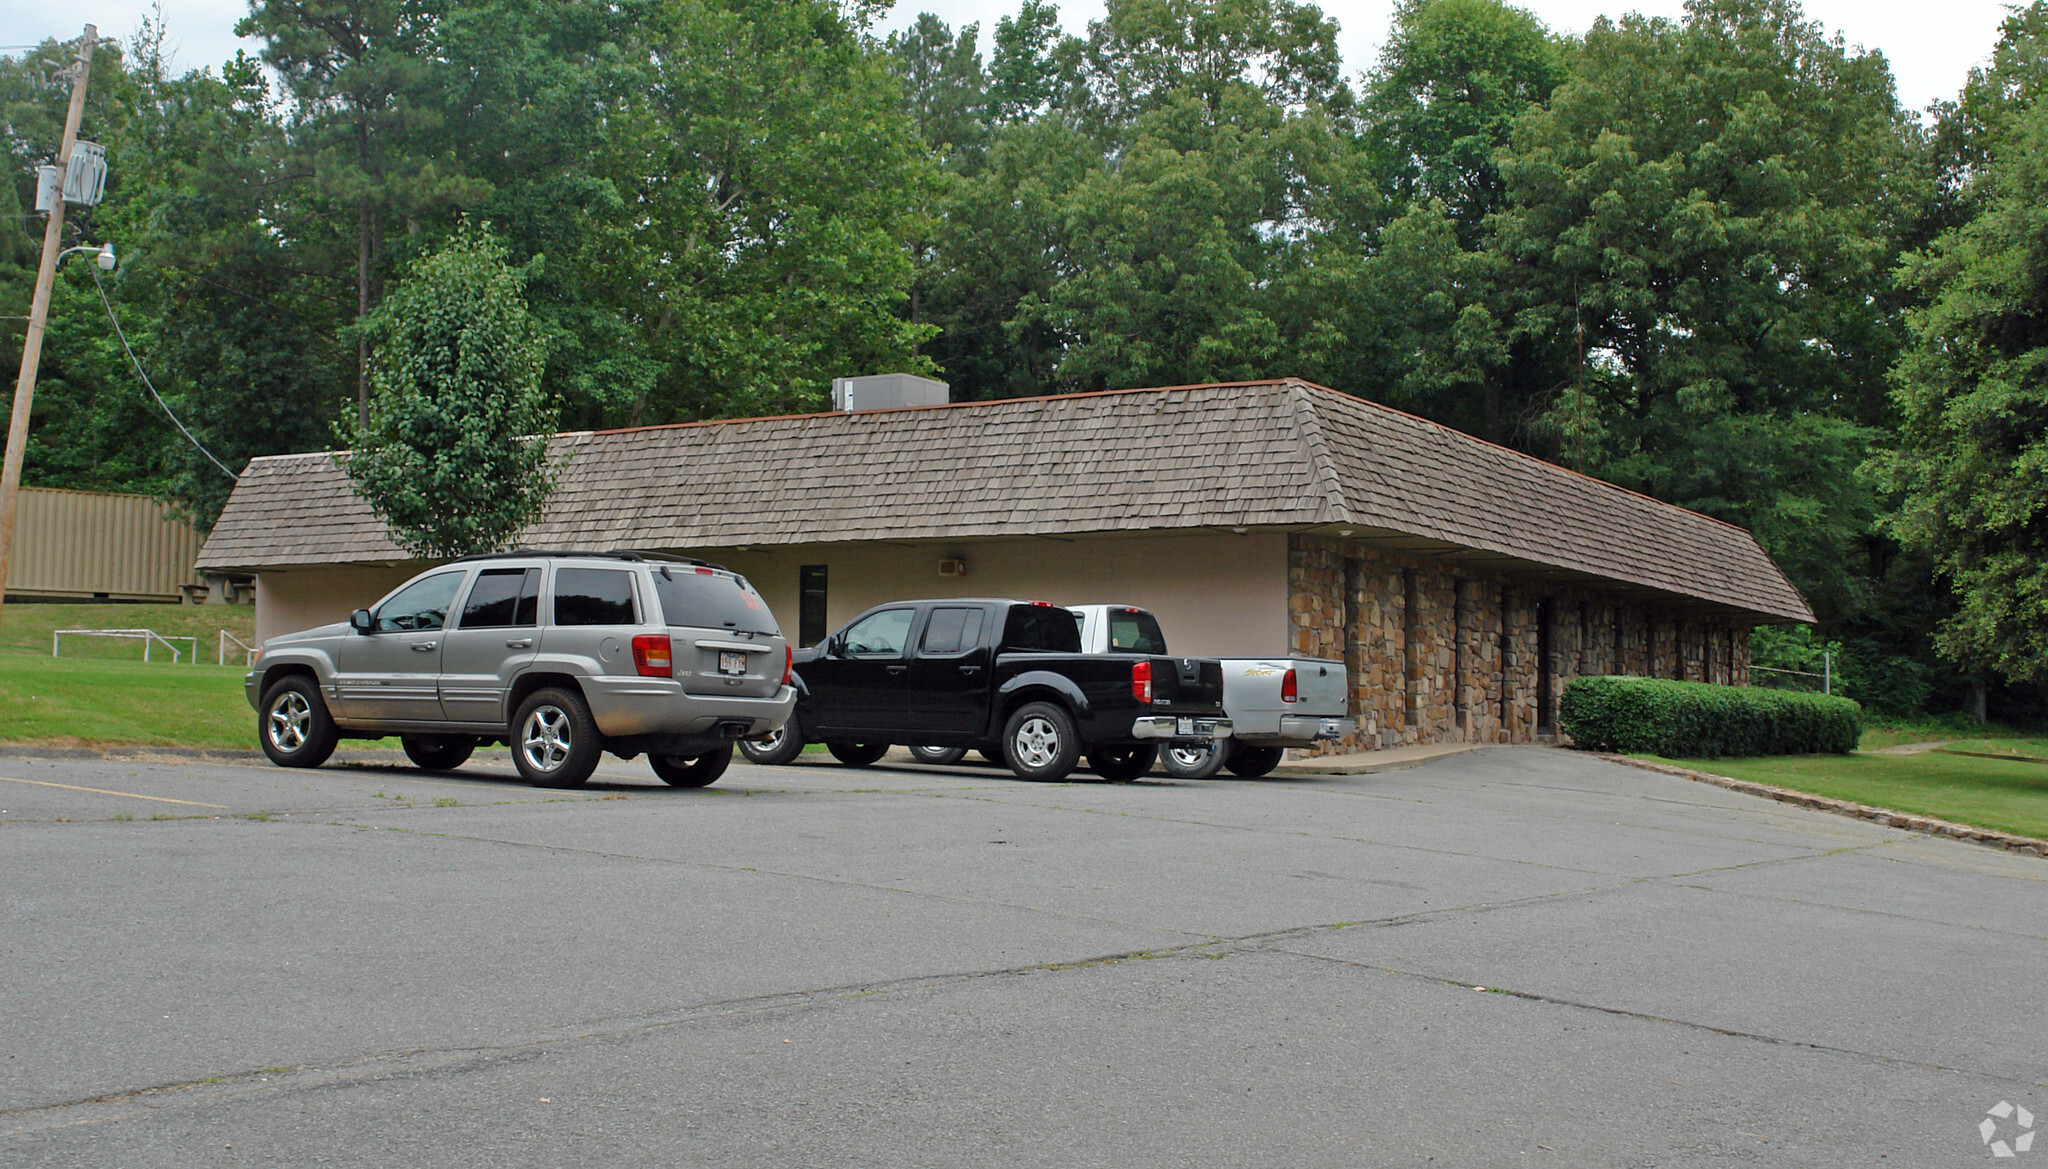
left=1823, top=651, right=1831, bottom=696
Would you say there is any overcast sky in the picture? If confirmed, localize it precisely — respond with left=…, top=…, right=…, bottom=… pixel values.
left=3, top=0, right=2014, bottom=115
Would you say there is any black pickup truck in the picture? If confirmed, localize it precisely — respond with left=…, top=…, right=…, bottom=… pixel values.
left=738, top=598, right=1233, bottom=781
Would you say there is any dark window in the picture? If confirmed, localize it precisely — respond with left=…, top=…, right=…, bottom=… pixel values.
left=1002, top=605, right=1082, bottom=653
left=1103, top=608, right=1166, bottom=654
left=921, top=606, right=986, bottom=655
left=650, top=568, right=777, bottom=633
left=374, top=571, right=464, bottom=633
left=553, top=568, right=637, bottom=626
left=799, top=565, right=828, bottom=646
left=458, top=568, right=539, bottom=629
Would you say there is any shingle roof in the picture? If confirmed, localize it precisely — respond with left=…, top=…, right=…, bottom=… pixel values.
left=196, top=378, right=1813, bottom=622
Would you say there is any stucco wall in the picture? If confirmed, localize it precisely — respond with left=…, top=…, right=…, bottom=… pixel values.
left=709, top=531, right=1291, bottom=658
left=246, top=532, right=1293, bottom=658
left=255, top=565, right=421, bottom=643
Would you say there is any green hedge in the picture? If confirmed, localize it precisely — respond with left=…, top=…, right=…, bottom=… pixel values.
left=1559, top=675, right=1861, bottom=758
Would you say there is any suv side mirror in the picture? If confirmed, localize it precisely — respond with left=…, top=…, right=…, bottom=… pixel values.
left=350, top=609, right=373, bottom=634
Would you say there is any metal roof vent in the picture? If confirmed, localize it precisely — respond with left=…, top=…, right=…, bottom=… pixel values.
left=830, top=373, right=949, bottom=412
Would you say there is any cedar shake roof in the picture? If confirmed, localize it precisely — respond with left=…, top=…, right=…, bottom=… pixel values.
left=196, top=378, right=1813, bottom=623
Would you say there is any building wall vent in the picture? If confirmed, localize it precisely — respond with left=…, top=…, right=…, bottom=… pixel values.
left=831, top=373, right=949, bottom=412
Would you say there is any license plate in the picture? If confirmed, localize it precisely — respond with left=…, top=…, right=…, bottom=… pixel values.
left=1177, top=717, right=1194, bottom=736
left=719, top=651, right=747, bottom=676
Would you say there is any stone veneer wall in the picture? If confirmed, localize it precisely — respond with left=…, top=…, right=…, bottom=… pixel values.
left=1288, top=535, right=1756, bottom=754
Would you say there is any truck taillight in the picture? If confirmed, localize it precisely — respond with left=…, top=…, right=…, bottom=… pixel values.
left=632, top=634, right=673, bottom=677
left=781, top=644, right=793, bottom=686
left=1281, top=667, right=1298, bottom=703
left=1132, top=659, right=1152, bottom=703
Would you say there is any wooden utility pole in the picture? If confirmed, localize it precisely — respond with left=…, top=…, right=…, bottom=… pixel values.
left=0, top=26, right=97, bottom=629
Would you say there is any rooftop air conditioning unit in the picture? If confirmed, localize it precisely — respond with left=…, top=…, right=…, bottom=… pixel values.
left=831, top=373, right=949, bottom=412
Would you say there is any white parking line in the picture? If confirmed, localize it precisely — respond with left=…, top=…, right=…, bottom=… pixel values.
left=0, top=776, right=229, bottom=808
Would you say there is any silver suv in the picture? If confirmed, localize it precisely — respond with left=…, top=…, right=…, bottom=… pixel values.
left=247, top=552, right=796, bottom=787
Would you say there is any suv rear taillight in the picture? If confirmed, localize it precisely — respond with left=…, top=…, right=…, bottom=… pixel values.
left=632, top=634, right=673, bottom=677
left=1281, top=667, right=1298, bottom=703
left=1132, top=659, right=1152, bottom=703
left=781, top=645, right=793, bottom=686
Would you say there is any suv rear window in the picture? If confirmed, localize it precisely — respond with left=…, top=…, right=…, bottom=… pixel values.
left=651, top=568, right=778, bottom=634
left=1002, top=605, right=1082, bottom=653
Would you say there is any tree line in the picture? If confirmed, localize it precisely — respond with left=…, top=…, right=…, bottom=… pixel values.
left=2, top=0, right=2042, bottom=720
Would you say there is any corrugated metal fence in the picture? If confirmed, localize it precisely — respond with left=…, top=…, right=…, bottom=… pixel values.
left=7, top=487, right=203, bottom=601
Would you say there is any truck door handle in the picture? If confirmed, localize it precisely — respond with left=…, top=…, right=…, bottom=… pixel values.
left=886, top=664, right=907, bottom=675
left=505, top=639, right=533, bottom=649
left=959, top=665, right=981, bottom=675
left=412, top=641, right=438, bottom=652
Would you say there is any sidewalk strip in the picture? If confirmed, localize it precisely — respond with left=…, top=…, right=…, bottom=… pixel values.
left=0, top=776, right=228, bottom=808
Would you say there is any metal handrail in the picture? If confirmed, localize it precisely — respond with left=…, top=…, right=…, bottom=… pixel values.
left=219, top=629, right=255, bottom=666
left=52, top=628, right=198, bottom=664
left=1751, top=650, right=1832, bottom=695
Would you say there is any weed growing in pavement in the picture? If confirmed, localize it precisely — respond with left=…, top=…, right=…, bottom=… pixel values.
left=435, top=797, right=457, bottom=807
left=241, top=812, right=271, bottom=822
left=113, top=812, right=133, bottom=821
left=151, top=813, right=174, bottom=821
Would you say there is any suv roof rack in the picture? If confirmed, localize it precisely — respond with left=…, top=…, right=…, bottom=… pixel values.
left=448, top=549, right=733, bottom=574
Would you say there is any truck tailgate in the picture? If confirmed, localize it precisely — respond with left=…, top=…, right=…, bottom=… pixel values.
left=1144, top=654, right=1226, bottom=710
left=1224, top=658, right=1348, bottom=726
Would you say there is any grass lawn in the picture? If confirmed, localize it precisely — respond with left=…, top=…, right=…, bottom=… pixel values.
left=0, top=654, right=257, bottom=749
left=0, top=601, right=256, bottom=663
left=1654, top=748, right=2048, bottom=842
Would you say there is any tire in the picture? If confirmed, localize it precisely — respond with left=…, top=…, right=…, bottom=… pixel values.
left=1160, top=741, right=1227, bottom=779
left=1002, top=701, right=1080, bottom=782
left=511, top=687, right=602, bottom=787
left=1225, top=743, right=1285, bottom=779
left=650, top=743, right=733, bottom=788
left=826, top=741, right=890, bottom=768
left=739, top=719, right=805, bottom=766
left=909, top=745, right=967, bottom=765
left=401, top=734, right=476, bottom=772
left=1087, top=743, right=1158, bottom=782
left=259, top=675, right=338, bottom=769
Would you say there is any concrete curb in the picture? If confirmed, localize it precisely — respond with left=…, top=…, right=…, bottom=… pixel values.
left=1274, top=743, right=1486, bottom=776
left=1601, top=753, right=2048, bottom=860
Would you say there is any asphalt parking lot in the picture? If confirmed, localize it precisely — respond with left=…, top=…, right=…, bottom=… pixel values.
left=2, top=745, right=2042, bottom=1167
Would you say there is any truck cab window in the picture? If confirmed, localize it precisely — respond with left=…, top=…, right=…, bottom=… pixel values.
left=840, top=608, right=914, bottom=656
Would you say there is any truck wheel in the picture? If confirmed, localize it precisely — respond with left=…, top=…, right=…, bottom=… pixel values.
left=739, top=719, right=805, bottom=766
left=1225, top=743, right=1285, bottom=778
left=1087, top=744, right=1157, bottom=782
left=259, top=675, right=338, bottom=769
left=651, top=744, right=732, bottom=788
left=826, top=741, right=889, bottom=768
left=512, top=687, right=602, bottom=787
left=1161, top=741, right=1227, bottom=779
left=402, top=734, right=475, bottom=772
left=909, top=745, right=967, bottom=765
left=1003, top=702, right=1079, bottom=782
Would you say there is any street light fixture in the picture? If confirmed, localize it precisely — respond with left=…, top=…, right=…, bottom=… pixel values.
left=58, top=241, right=115, bottom=271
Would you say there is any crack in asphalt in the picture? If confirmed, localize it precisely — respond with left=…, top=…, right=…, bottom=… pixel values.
left=1268, top=943, right=2048, bottom=1091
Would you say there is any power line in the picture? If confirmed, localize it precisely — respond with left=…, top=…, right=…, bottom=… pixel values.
left=85, top=263, right=238, bottom=479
